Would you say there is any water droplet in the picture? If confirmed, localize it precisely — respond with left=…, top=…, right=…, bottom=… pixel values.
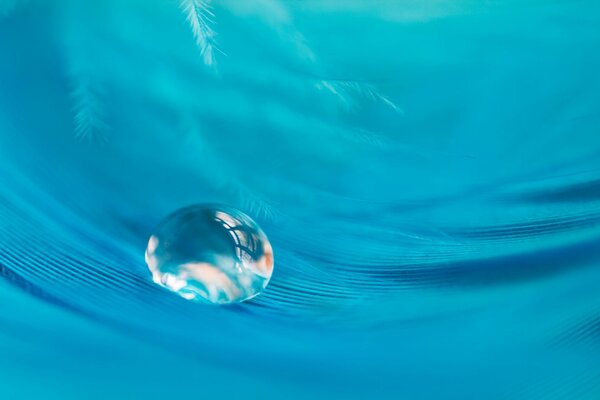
left=145, top=204, right=274, bottom=304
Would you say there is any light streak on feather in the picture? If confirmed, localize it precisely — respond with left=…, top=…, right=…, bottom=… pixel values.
left=316, top=79, right=402, bottom=113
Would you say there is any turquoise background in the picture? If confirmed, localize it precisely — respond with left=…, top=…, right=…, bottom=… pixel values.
left=1, top=1, right=600, bottom=398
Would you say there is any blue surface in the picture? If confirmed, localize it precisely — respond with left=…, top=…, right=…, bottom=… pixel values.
left=1, top=1, right=600, bottom=399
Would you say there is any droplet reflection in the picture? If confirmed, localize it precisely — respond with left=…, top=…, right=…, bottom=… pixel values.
left=145, top=205, right=274, bottom=304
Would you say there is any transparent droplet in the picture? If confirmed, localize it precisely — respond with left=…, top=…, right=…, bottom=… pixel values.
left=145, top=204, right=274, bottom=304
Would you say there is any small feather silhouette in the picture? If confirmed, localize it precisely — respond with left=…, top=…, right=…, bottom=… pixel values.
left=71, top=77, right=109, bottom=142
left=180, top=0, right=218, bottom=66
